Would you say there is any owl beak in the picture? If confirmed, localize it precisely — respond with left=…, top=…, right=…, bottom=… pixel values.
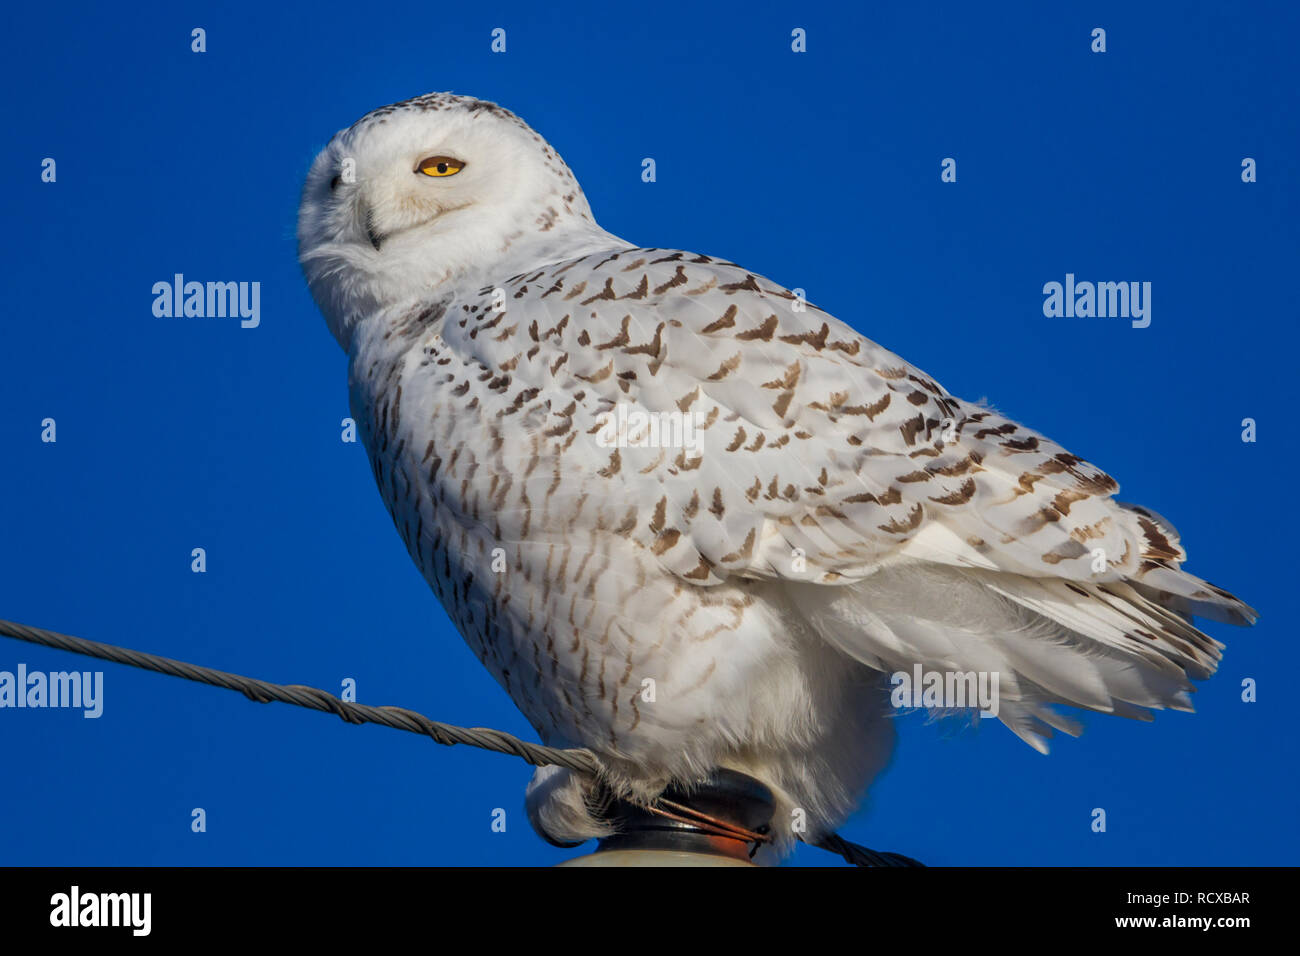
left=356, top=196, right=384, bottom=251
left=364, top=212, right=385, bottom=252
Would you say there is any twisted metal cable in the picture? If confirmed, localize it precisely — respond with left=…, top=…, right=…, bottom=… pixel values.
left=0, top=618, right=600, bottom=776
left=0, top=617, right=920, bottom=867
left=811, top=832, right=926, bottom=868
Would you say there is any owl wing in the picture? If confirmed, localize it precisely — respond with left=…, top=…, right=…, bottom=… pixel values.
left=431, top=247, right=1254, bottom=746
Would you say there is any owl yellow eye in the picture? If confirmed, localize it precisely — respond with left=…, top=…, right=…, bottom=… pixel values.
left=417, top=156, right=464, bottom=177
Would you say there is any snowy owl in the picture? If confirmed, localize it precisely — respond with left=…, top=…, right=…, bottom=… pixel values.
left=297, top=92, right=1255, bottom=857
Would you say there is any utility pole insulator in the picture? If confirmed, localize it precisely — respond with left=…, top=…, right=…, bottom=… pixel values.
left=559, top=769, right=775, bottom=867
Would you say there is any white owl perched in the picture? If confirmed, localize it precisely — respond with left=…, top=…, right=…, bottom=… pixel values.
left=298, top=92, right=1255, bottom=857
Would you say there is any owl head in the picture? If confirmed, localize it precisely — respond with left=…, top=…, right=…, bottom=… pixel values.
left=297, top=92, right=612, bottom=351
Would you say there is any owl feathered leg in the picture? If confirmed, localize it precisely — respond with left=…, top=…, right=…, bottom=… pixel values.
left=525, top=765, right=614, bottom=847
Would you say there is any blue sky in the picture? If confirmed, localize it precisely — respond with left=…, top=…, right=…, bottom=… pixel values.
left=1, top=0, right=1296, bottom=866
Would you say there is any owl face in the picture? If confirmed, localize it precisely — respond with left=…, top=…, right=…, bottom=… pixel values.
left=298, top=93, right=603, bottom=350
left=303, top=102, right=525, bottom=253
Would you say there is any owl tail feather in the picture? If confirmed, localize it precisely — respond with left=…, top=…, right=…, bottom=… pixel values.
left=785, top=560, right=1254, bottom=754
